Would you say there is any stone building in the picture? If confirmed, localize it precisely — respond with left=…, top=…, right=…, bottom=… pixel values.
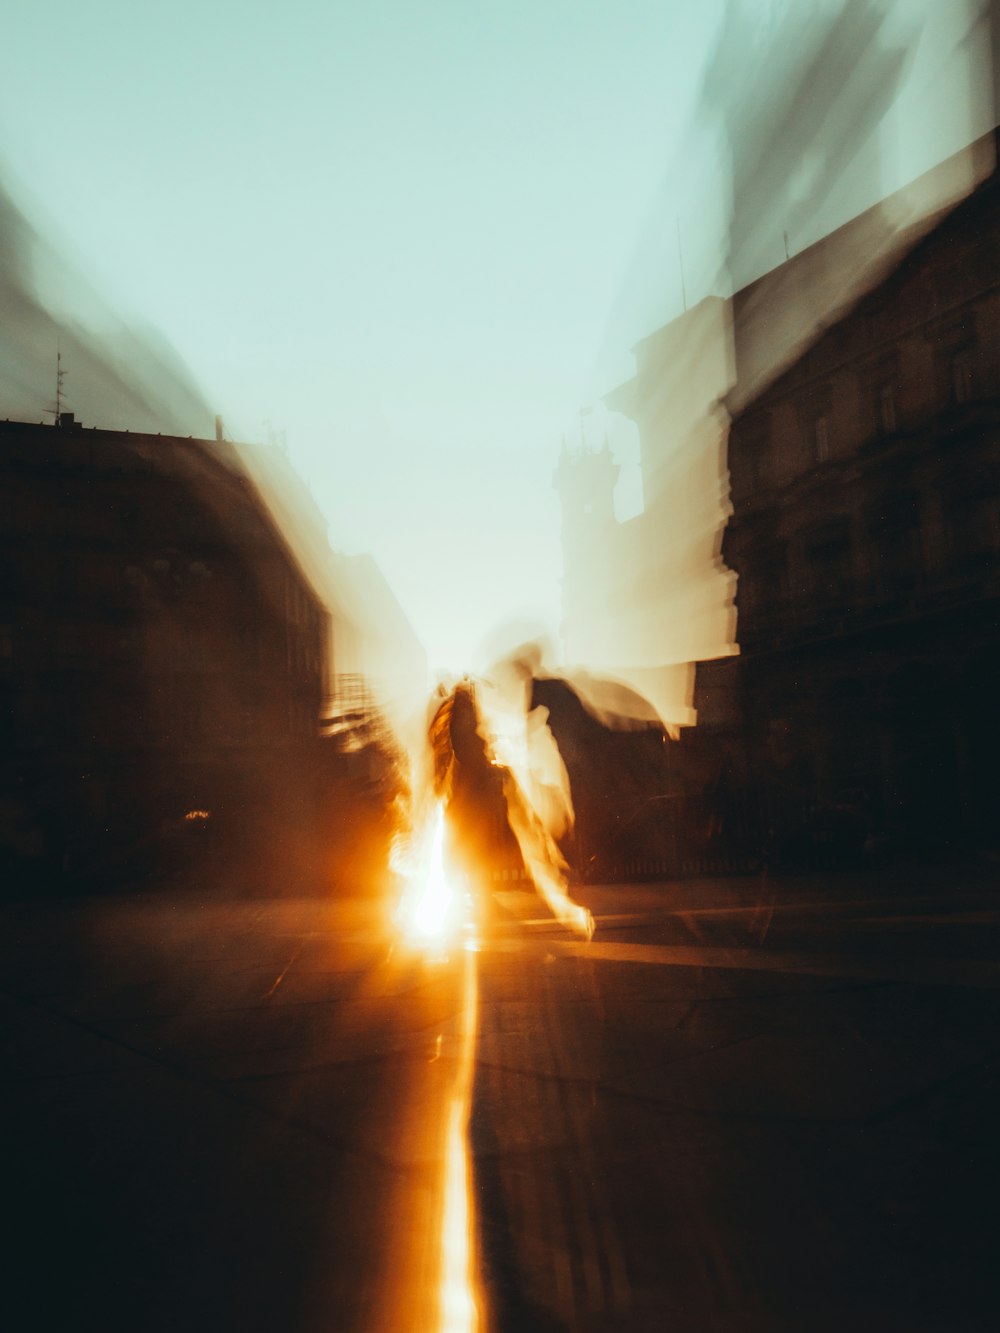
left=721, top=142, right=1000, bottom=860
left=0, top=415, right=351, bottom=890
left=557, top=130, right=1000, bottom=873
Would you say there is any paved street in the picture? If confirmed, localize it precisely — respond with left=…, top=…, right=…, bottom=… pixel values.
left=4, top=868, right=1000, bottom=1330
left=476, top=873, right=1000, bottom=1330
left=2, top=895, right=469, bottom=1332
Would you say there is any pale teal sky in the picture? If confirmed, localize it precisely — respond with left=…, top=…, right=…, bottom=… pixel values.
left=2, top=1, right=991, bottom=672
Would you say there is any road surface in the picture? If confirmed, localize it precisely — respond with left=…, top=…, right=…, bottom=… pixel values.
left=3, top=868, right=1000, bottom=1330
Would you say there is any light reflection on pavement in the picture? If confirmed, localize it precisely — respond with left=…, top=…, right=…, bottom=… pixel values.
left=4, top=874, right=1000, bottom=1330
left=438, top=944, right=482, bottom=1333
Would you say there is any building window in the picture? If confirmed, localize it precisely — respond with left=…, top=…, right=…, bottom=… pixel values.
left=752, top=437, right=773, bottom=490
left=877, top=382, right=897, bottom=435
left=872, top=494, right=922, bottom=594
left=806, top=521, right=853, bottom=604
left=752, top=544, right=789, bottom=619
left=944, top=487, right=999, bottom=572
left=741, top=415, right=773, bottom=494
left=951, top=346, right=975, bottom=406
left=813, top=415, right=830, bottom=464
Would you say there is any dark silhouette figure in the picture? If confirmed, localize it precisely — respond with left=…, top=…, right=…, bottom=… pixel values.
left=428, top=681, right=523, bottom=891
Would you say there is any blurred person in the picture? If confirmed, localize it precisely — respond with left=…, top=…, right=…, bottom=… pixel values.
left=428, top=680, right=522, bottom=918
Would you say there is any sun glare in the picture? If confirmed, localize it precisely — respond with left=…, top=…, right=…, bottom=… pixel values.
left=391, top=799, right=483, bottom=1329
left=396, top=804, right=464, bottom=950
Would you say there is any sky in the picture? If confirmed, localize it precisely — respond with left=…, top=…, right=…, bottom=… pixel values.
left=1, top=0, right=722, bottom=673
left=1, top=1, right=994, bottom=675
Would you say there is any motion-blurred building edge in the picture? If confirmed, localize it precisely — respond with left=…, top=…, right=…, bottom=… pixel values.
left=558, top=130, right=1000, bottom=877
left=706, top=127, right=1000, bottom=870
left=233, top=442, right=428, bottom=735
left=0, top=417, right=411, bottom=894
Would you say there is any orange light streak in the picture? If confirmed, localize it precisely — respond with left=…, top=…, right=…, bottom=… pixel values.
left=439, top=940, right=481, bottom=1333
left=395, top=804, right=463, bottom=951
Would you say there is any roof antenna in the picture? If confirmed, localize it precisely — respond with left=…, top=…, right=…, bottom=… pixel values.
left=676, top=216, right=688, bottom=312
left=48, top=342, right=67, bottom=423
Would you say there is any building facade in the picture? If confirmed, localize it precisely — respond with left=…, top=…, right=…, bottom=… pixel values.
left=0, top=416, right=344, bottom=890
left=557, top=134, right=1000, bottom=874
left=721, top=150, right=1000, bottom=861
